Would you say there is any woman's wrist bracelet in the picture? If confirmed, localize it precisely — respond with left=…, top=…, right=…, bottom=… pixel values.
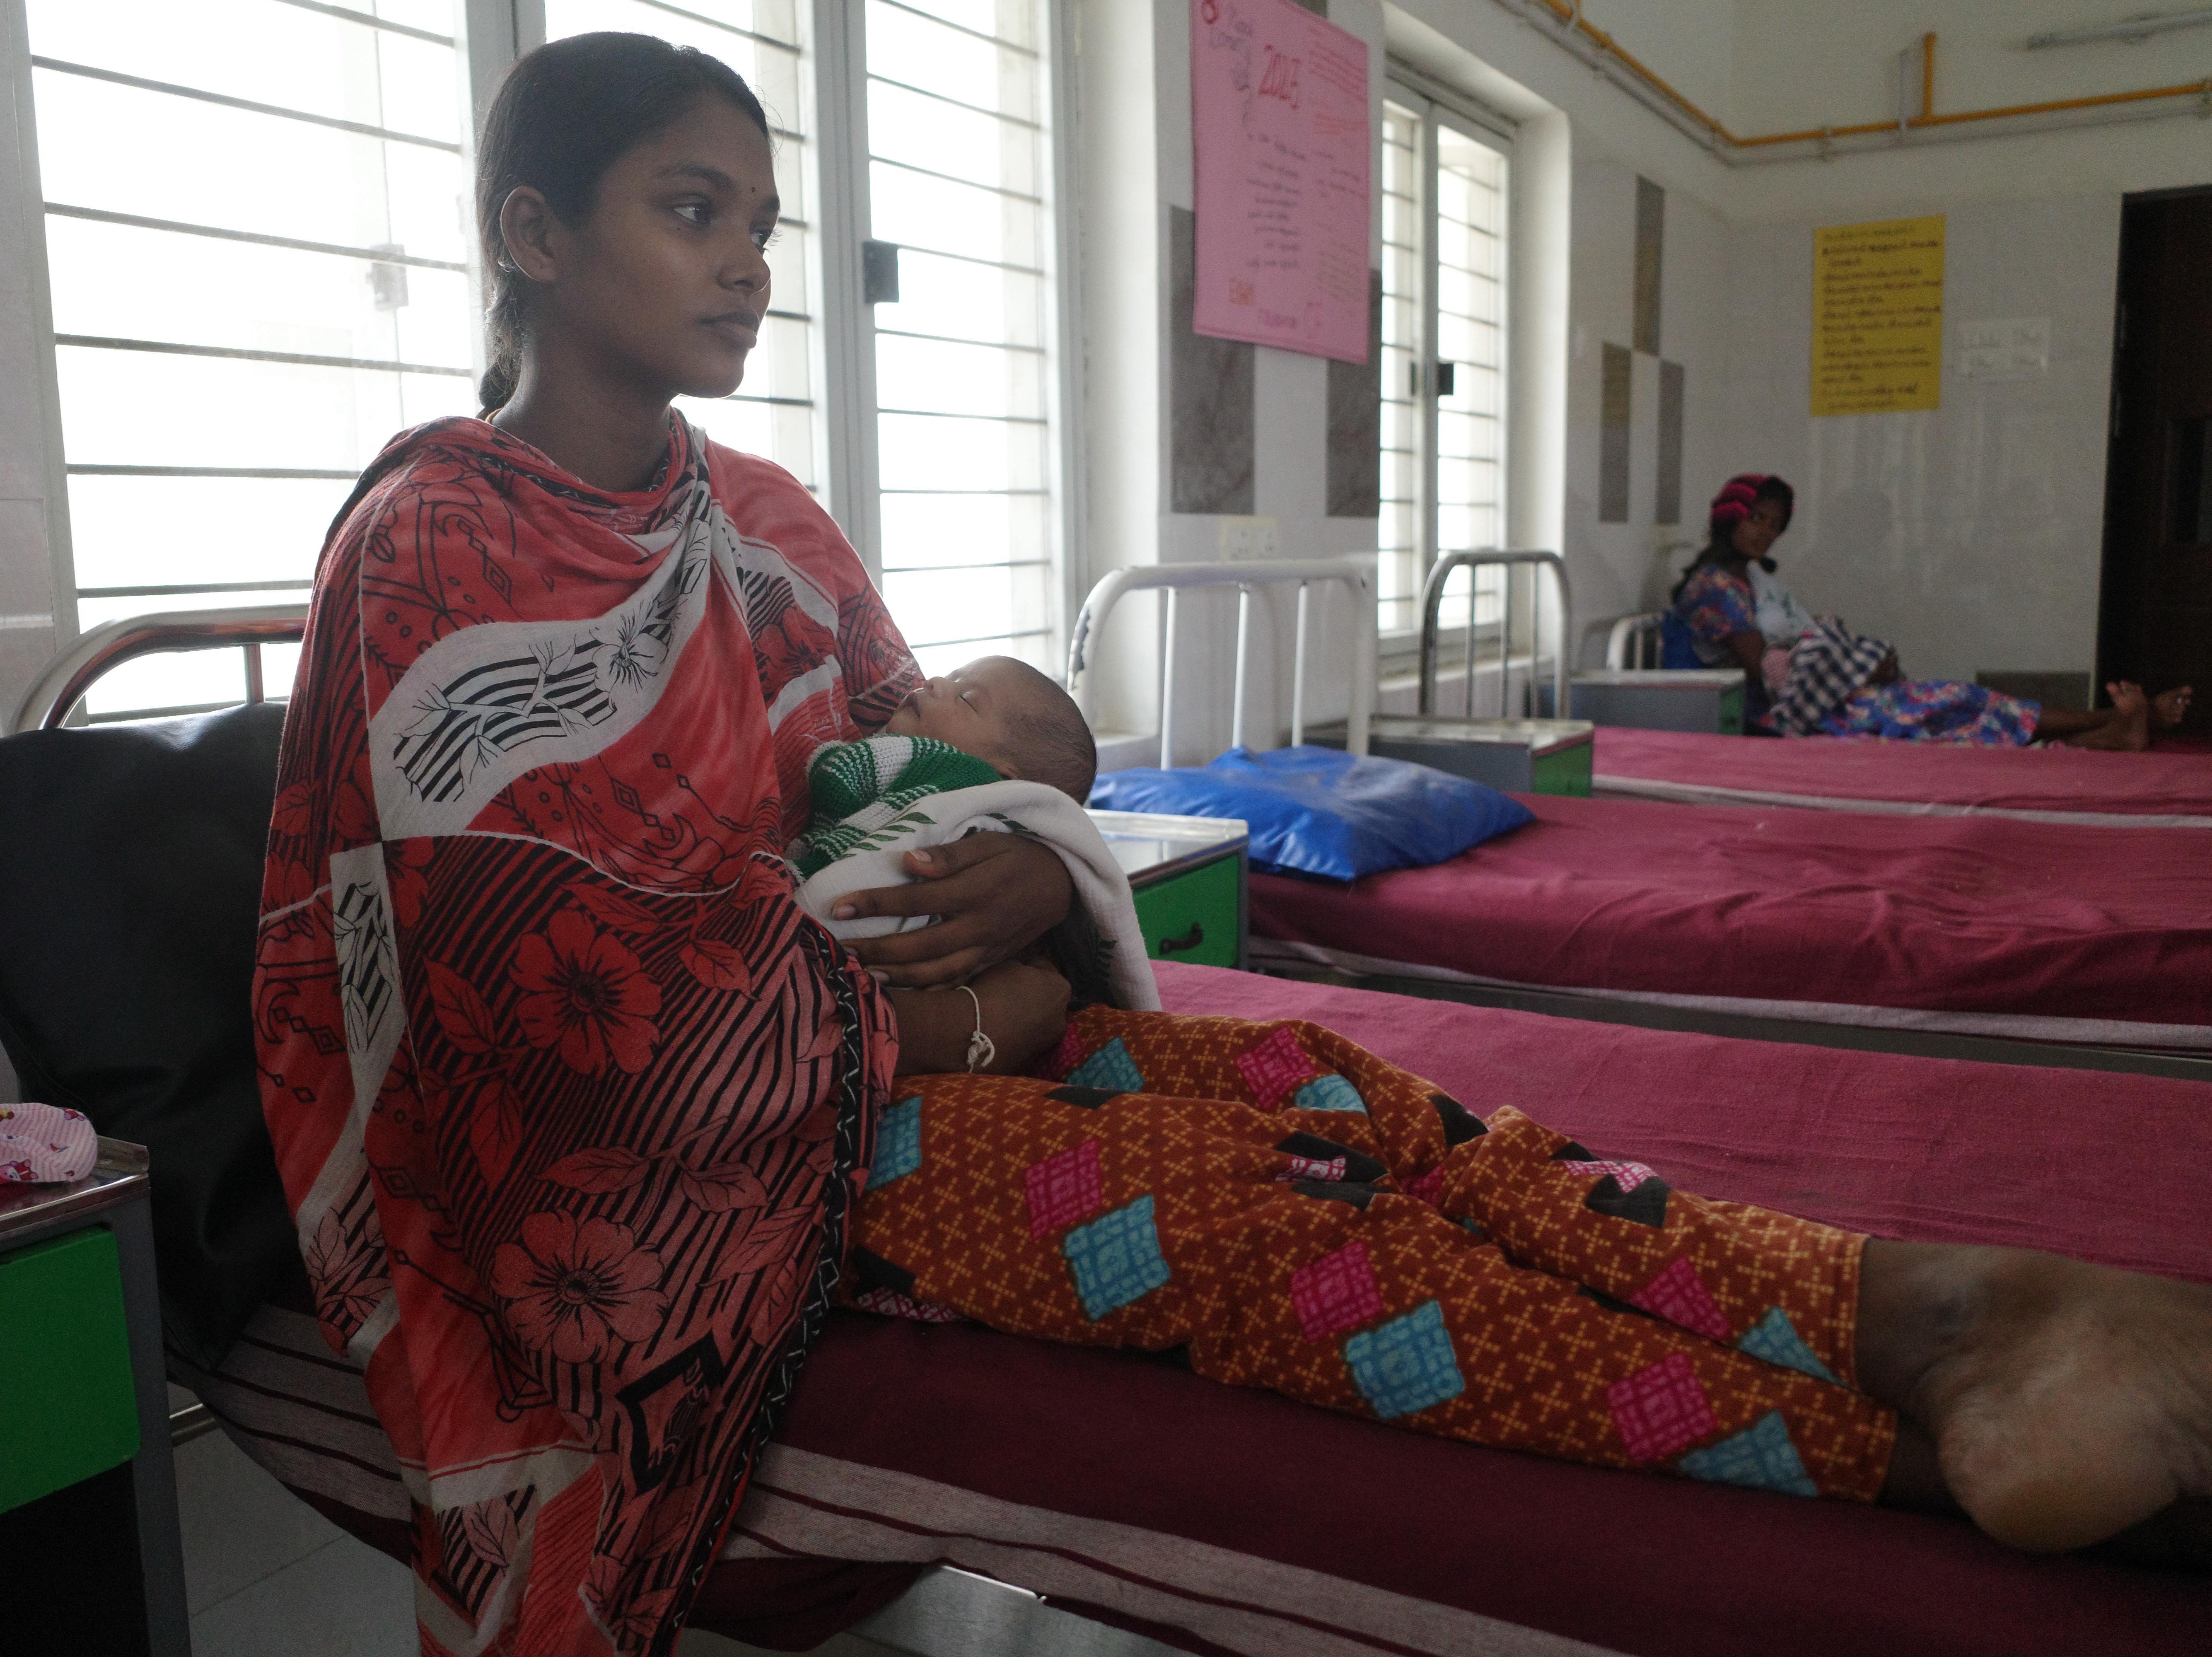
left=959, top=984, right=995, bottom=1072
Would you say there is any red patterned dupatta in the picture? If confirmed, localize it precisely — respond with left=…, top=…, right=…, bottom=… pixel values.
left=254, top=416, right=916, bottom=1655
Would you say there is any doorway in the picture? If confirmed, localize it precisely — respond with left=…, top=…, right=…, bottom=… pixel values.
left=2097, top=187, right=2212, bottom=732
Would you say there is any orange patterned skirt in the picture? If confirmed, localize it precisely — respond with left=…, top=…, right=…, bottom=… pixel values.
left=845, top=1007, right=1896, bottom=1501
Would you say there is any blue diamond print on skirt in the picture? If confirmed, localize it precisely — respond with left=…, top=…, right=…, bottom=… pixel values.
left=1293, top=1074, right=1367, bottom=1114
left=1736, top=1307, right=1838, bottom=1384
left=1343, top=1299, right=1464, bottom=1419
left=1066, top=1036, right=1144, bottom=1094
left=1678, top=1409, right=1818, bottom=1497
left=1062, top=1194, right=1171, bottom=1319
left=868, top=1097, right=923, bottom=1189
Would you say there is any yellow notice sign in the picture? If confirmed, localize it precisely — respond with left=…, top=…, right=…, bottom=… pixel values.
left=1811, top=215, right=1945, bottom=417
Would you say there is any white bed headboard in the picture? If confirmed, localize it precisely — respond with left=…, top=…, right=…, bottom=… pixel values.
left=1065, top=559, right=1377, bottom=767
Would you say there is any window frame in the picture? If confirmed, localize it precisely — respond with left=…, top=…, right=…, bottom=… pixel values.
left=823, top=0, right=1082, bottom=672
left=6, top=0, right=1085, bottom=717
left=1379, top=62, right=1515, bottom=669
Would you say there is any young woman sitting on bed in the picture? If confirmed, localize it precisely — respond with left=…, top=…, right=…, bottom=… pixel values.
left=253, top=34, right=2212, bottom=1655
left=1671, top=473, right=2192, bottom=746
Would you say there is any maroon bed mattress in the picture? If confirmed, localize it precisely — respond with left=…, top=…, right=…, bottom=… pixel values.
left=182, top=964, right=2212, bottom=1656
left=1248, top=791, right=2212, bottom=1047
left=1593, top=726, right=2212, bottom=825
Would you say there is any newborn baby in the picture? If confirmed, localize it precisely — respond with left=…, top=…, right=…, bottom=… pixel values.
left=786, top=654, right=1149, bottom=1021
left=878, top=655, right=1097, bottom=802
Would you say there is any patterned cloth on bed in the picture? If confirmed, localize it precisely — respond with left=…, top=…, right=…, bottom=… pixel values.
left=1822, top=679, right=2040, bottom=745
left=844, top=1006, right=1897, bottom=1501
left=1674, top=565, right=2038, bottom=745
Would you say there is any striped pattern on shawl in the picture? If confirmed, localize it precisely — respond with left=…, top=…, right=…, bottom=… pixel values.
left=253, top=414, right=919, bottom=1656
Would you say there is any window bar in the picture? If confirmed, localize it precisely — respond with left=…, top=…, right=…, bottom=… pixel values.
left=243, top=642, right=265, bottom=704
left=29, top=58, right=464, bottom=153
left=43, top=205, right=470, bottom=271
left=1291, top=582, right=1310, bottom=746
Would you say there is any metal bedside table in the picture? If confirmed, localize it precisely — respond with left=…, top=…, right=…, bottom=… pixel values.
left=1089, top=810, right=1250, bottom=970
left=0, top=1138, right=190, bottom=1655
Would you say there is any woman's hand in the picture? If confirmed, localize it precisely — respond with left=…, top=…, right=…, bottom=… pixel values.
left=888, top=959, right=1070, bottom=1076
left=836, top=834, right=1074, bottom=988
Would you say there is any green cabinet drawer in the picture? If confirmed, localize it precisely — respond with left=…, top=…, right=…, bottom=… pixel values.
left=0, top=1227, right=140, bottom=1512
left=1531, top=742, right=1593, bottom=797
left=1132, top=854, right=1242, bottom=969
left=1718, top=682, right=1745, bottom=735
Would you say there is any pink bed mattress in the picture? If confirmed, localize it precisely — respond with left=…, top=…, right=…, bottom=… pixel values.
left=180, top=964, right=2212, bottom=1657
left=1594, top=726, right=2212, bottom=825
left=1249, top=790, right=2212, bottom=1046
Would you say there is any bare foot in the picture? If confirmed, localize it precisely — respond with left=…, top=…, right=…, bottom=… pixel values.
left=1858, top=1241, right=2212, bottom=1554
left=2154, top=686, right=2193, bottom=730
left=2069, top=683, right=2152, bottom=753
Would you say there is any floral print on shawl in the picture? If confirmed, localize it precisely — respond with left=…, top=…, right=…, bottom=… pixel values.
left=1672, top=565, right=1758, bottom=667
left=253, top=415, right=921, bottom=1657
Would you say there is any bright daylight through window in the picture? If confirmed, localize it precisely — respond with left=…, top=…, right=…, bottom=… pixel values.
left=1379, top=85, right=1509, bottom=646
left=27, top=0, right=477, bottom=718
left=864, top=0, right=1059, bottom=677
left=26, top=0, right=1065, bottom=717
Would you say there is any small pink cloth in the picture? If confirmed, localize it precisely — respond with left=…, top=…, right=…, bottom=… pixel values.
left=0, top=1103, right=99, bottom=1185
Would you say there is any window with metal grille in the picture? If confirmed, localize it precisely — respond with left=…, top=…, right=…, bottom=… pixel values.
left=25, top=0, right=478, bottom=720
left=862, top=0, right=1058, bottom=677
left=1379, top=79, right=1510, bottom=647
left=544, top=0, right=821, bottom=489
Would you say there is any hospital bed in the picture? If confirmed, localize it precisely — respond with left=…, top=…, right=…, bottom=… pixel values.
left=6, top=612, right=2210, bottom=1657
left=1079, top=562, right=2212, bottom=1075
left=1593, top=613, right=2212, bottom=825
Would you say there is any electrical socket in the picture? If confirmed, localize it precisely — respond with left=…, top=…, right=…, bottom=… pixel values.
left=1219, top=516, right=1280, bottom=561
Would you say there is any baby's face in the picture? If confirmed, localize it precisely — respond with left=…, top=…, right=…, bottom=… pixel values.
left=883, top=656, right=1037, bottom=777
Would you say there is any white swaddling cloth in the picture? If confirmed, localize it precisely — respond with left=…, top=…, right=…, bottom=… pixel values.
left=792, top=777, right=1162, bottom=1012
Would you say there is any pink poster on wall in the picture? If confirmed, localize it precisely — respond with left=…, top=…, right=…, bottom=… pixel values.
left=1191, top=0, right=1372, bottom=364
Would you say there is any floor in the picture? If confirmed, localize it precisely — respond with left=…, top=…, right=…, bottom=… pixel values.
left=170, top=1408, right=898, bottom=1656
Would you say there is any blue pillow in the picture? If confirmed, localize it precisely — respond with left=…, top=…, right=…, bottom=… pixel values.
left=1088, top=744, right=1533, bottom=882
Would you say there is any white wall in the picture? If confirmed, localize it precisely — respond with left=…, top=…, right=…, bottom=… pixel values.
left=1722, top=196, right=2126, bottom=684
left=1384, top=0, right=2212, bottom=686
left=1077, top=0, right=1386, bottom=765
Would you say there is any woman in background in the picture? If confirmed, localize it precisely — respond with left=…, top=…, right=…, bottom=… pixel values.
left=1669, top=474, right=2190, bottom=747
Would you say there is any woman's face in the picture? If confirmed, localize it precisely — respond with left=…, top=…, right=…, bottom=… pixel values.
left=1730, top=498, right=1788, bottom=561
left=521, top=96, right=780, bottom=403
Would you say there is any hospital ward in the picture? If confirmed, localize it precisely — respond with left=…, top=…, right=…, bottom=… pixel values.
left=6, top=3, right=2212, bottom=1655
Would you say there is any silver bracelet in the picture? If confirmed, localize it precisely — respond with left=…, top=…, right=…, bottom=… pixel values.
left=960, top=984, right=996, bottom=1073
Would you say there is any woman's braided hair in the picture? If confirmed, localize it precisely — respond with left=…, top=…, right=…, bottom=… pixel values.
left=474, top=32, right=770, bottom=415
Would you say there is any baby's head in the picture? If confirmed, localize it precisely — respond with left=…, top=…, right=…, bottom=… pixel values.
left=883, top=656, right=1096, bottom=802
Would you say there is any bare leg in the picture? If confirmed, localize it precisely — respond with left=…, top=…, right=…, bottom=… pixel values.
left=1857, top=1240, right=2212, bottom=1555
left=2038, top=684, right=2150, bottom=752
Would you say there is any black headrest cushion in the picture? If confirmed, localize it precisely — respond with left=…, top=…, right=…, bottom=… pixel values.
left=0, top=703, right=294, bottom=1367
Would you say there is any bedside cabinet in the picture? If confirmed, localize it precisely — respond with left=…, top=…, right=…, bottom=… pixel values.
left=0, top=1139, right=190, bottom=1656
left=1088, top=810, right=1250, bottom=970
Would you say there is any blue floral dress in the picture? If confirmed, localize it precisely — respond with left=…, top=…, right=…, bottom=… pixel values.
left=1671, top=564, right=2040, bottom=745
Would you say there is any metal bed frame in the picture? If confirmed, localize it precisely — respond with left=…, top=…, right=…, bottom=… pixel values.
left=1067, top=558, right=1376, bottom=762
left=1415, top=548, right=1572, bottom=721
left=1605, top=611, right=1666, bottom=670
left=1066, top=564, right=2212, bottom=1084
left=11, top=602, right=309, bottom=734
left=17, top=600, right=2207, bottom=1657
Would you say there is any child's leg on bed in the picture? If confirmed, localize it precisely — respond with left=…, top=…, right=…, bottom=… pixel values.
left=1052, top=1008, right=1871, bottom=1389
left=851, top=1012, right=1895, bottom=1500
